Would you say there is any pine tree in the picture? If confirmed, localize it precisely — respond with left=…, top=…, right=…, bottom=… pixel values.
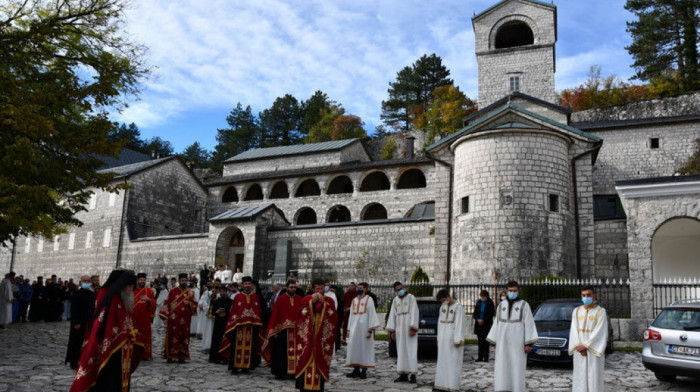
left=210, top=103, right=260, bottom=172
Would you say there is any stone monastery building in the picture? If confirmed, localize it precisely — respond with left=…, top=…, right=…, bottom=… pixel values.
left=3, top=1, right=700, bottom=328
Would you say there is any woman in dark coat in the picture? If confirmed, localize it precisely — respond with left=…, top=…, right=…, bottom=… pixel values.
left=473, top=289, right=495, bottom=362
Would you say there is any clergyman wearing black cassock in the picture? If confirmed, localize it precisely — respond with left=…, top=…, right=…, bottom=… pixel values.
left=209, top=289, right=232, bottom=364
left=65, top=282, right=96, bottom=369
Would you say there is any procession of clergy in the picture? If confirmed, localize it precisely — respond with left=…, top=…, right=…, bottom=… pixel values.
left=66, top=269, right=608, bottom=392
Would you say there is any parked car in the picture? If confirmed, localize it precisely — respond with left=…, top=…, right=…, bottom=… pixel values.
left=527, top=299, right=614, bottom=364
left=642, top=299, right=700, bottom=382
left=388, top=298, right=441, bottom=357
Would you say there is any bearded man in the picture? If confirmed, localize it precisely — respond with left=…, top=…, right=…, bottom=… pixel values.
left=69, top=269, right=137, bottom=392
left=220, top=276, right=262, bottom=375
left=159, top=273, right=198, bottom=363
left=132, top=273, right=156, bottom=367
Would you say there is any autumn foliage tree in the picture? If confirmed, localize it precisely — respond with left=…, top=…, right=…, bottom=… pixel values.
left=413, top=85, right=477, bottom=144
left=559, top=66, right=650, bottom=111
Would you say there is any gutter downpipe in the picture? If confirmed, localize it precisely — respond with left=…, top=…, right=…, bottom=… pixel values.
left=115, top=180, right=130, bottom=269
left=427, top=151, right=453, bottom=285
left=571, top=140, right=603, bottom=280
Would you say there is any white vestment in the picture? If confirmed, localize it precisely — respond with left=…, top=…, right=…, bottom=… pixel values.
left=435, top=301, right=467, bottom=391
left=486, top=299, right=538, bottom=392
left=213, top=270, right=224, bottom=282
left=569, top=305, right=608, bottom=392
left=232, top=272, right=243, bottom=283
left=345, top=295, right=380, bottom=368
left=153, top=288, right=169, bottom=330
left=0, top=278, right=13, bottom=325
left=385, top=293, right=420, bottom=374
left=222, top=269, right=232, bottom=284
left=189, top=287, right=201, bottom=334
left=199, top=290, right=215, bottom=350
left=324, top=291, right=337, bottom=310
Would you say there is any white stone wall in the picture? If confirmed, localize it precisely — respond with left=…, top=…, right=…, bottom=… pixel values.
left=594, top=220, right=629, bottom=279
left=118, top=233, right=210, bottom=278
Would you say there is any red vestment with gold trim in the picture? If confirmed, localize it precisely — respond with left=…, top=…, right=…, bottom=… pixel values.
left=159, top=287, right=197, bottom=360
left=261, top=293, right=302, bottom=374
left=295, top=296, right=338, bottom=391
left=219, top=292, right=262, bottom=369
left=132, top=286, right=156, bottom=363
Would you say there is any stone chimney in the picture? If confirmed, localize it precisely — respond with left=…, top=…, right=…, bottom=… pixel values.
left=405, top=136, right=415, bottom=159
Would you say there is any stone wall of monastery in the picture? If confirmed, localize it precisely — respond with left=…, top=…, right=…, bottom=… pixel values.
left=117, top=233, right=210, bottom=278
left=593, top=220, right=629, bottom=279
left=571, top=92, right=700, bottom=122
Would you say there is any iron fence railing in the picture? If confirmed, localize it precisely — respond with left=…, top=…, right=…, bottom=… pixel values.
left=653, top=278, right=700, bottom=315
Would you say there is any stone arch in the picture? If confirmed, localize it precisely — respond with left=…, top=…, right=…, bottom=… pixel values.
left=326, top=175, right=354, bottom=195
left=244, top=183, right=264, bottom=201
left=215, top=226, right=245, bottom=272
left=295, top=207, right=317, bottom=225
left=268, top=181, right=289, bottom=199
left=327, top=205, right=351, bottom=223
left=396, top=168, right=427, bottom=189
left=221, top=186, right=239, bottom=203
left=651, top=217, right=700, bottom=280
left=360, top=171, right=390, bottom=192
left=489, top=15, right=539, bottom=50
left=295, top=178, right=321, bottom=197
left=361, top=203, right=388, bottom=221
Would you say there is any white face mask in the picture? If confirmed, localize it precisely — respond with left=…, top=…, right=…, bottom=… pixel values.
left=501, top=296, right=506, bottom=301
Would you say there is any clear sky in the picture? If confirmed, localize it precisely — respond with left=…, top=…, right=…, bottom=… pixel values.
left=115, top=0, right=637, bottom=153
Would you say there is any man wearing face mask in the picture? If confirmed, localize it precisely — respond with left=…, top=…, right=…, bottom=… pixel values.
left=65, top=274, right=96, bottom=370
left=345, top=282, right=380, bottom=380
left=323, top=279, right=337, bottom=310
left=220, top=276, right=263, bottom=375
left=569, top=285, right=608, bottom=392
left=434, top=289, right=467, bottom=392
left=385, top=281, right=420, bottom=384
left=473, top=289, right=495, bottom=362
left=486, top=280, right=538, bottom=392
left=261, top=280, right=304, bottom=379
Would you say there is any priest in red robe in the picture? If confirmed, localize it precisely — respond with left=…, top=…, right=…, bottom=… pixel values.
left=220, top=276, right=263, bottom=375
left=261, top=279, right=304, bottom=379
left=159, top=273, right=197, bottom=363
left=132, top=272, right=156, bottom=368
left=70, top=269, right=137, bottom=392
left=295, top=279, right=338, bottom=392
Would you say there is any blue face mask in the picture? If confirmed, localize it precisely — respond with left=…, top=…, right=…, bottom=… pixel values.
left=81, top=283, right=91, bottom=290
left=397, top=289, right=406, bottom=297
left=324, top=286, right=330, bottom=293
left=582, top=297, right=594, bottom=306
left=356, top=289, right=364, bottom=296
left=507, top=292, right=518, bottom=300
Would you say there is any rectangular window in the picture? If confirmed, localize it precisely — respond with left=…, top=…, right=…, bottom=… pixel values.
left=548, top=194, right=559, bottom=213
left=102, top=228, right=111, bottom=248
left=650, top=138, right=660, bottom=149
left=89, top=194, right=97, bottom=210
left=25, top=238, right=31, bottom=253
left=509, top=76, right=520, bottom=91
left=37, top=239, right=44, bottom=253
left=53, top=235, right=60, bottom=251
left=68, top=233, right=75, bottom=250
left=108, top=192, right=117, bottom=207
left=85, top=231, right=93, bottom=249
left=461, top=196, right=470, bottom=214
left=593, top=195, right=627, bottom=220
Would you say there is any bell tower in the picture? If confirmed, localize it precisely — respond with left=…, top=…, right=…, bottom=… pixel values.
left=473, top=0, right=557, bottom=107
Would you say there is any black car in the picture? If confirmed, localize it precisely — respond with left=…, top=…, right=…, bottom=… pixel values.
left=388, top=298, right=441, bottom=357
left=528, top=299, right=614, bottom=364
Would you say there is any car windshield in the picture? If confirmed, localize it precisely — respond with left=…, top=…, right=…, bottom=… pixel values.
left=534, top=303, right=580, bottom=322
left=418, top=302, right=441, bottom=316
left=652, top=308, right=700, bottom=331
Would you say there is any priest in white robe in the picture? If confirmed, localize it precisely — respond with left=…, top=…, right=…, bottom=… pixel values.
left=199, top=285, right=215, bottom=351
left=385, top=281, right=420, bottom=384
left=569, top=285, right=608, bottom=392
left=345, top=282, right=380, bottom=379
left=0, top=272, right=15, bottom=329
left=486, top=280, right=538, bottom=392
left=153, top=284, right=169, bottom=332
left=434, top=289, right=467, bottom=392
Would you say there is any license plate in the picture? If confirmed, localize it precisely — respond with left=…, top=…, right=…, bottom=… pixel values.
left=668, top=345, right=700, bottom=357
left=418, top=328, right=435, bottom=334
left=536, top=349, right=561, bottom=356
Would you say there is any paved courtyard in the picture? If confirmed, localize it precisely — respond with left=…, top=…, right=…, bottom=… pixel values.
left=0, top=321, right=697, bottom=392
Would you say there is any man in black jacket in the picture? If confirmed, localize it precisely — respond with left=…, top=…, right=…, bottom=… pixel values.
left=65, top=275, right=96, bottom=369
left=473, top=289, right=495, bottom=362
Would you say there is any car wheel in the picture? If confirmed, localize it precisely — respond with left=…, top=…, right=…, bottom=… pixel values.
left=654, top=373, right=676, bottom=382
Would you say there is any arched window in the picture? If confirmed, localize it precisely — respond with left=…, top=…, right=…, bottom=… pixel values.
left=362, top=203, right=388, bottom=221
left=396, top=169, right=427, bottom=189
left=244, top=184, right=263, bottom=201
left=269, top=181, right=289, bottom=199
left=327, top=205, right=351, bottom=223
left=360, top=171, right=390, bottom=192
left=495, top=21, right=534, bottom=49
left=326, top=175, right=354, bottom=195
left=295, top=208, right=317, bottom=225
left=221, top=187, right=238, bottom=203
left=295, top=179, right=321, bottom=197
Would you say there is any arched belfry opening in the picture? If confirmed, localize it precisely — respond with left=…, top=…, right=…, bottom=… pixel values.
left=495, top=21, right=534, bottom=49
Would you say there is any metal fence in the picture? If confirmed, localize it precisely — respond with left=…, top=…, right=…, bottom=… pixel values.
left=258, top=278, right=631, bottom=318
left=653, top=278, right=700, bottom=315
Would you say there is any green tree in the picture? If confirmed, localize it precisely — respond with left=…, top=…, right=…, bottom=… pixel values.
left=179, top=142, right=210, bottom=168
left=306, top=105, right=345, bottom=143
left=259, top=94, right=303, bottom=147
left=381, top=54, right=453, bottom=132
left=625, top=0, right=700, bottom=94
left=414, top=85, right=477, bottom=144
left=0, top=0, right=147, bottom=246
left=142, top=137, right=174, bottom=158
left=109, top=123, right=144, bottom=152
left=331, top=115, right=367, bottom=141
left=300, top=90, right=336, bottom=137
left=210, top=103, right=260, bottom=172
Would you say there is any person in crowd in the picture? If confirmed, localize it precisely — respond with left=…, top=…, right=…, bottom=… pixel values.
left=0, top=272, right=15, bottom=330
left=188, top=278, right=201, bottom=337
left=132, top=273, right=156, bottom=366
left=434, top=289, right=467, bottom=391
left=11, top=275, right=21, bottom=322
left=232, top=267, right=243, bottom=285
left=17, top=278, right=32, bottom=322
left=208, top=286, right=232, bottom=364
left=153, top=278, right=169, bottom=332
left=323, top=279, right=337, bottom=310
left=169, top=277, right=177, bottom=289
left=487, top=280, right=538, bottom=392
left=159, top=273, right=197, bottom=363
left=65, top=275, right=96, bottom=370
left=222, top=265, right=233, bottom=285
left=69, top=269, right=137, bottom=392
left=341, top=282, right=357, bottom=344
left=294, top=278, right=337, bottom=392
left=28, top=276, right=44, bottom=322
left=473, top=289, right=495, bottom=362
left=569, top=285, right=609, bottom=392
left=330, top=284, right=343, bottom=351
left=199, top=283, right=215, bottom=351
left=345, top=282, right=380, bottom=380
left=43, top=275, right=63, bottom=322
left=90, top=275, right=100, bottom=291
left=61, top=278, right=75, bottom=321
left=199, top=264, right=210, bottom=290
left=213, top=265, right=224, bottom=284
left=365, top=283, right=378, bottom=308
left=262, top=279, right=304, bottom=379
left=220, top=276, right=262, bottom=375
left=385, top=281, right=419, bottom=384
